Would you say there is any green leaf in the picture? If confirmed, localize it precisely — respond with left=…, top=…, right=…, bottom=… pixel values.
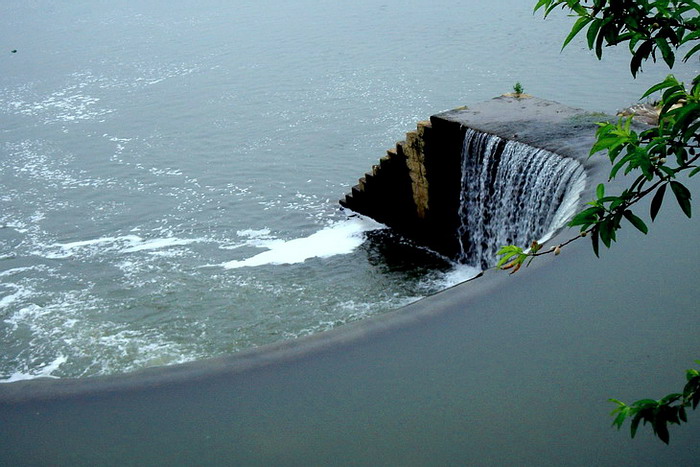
left=683, top=42, right=700, bottom=62
left=623, top=115, right=633, bottom=133
left=671, top=103, right=700, bottom=136
left=610, top=153, right=634, bottom=179
left=569, top=206, right=603, bottom=227
left=661, top=82, right=685, bottom=102
left=631, top=40, right=654, bottom=77
left=613, top=411, right=628, bottom=430
left=670, top=180, right=692, bottom=217
left=569, top=2, right=587, bottom=16
left=681, top=29, right=700, bottom=45
left=655, top=37, right=676, bottom=68
left=632, top=399, right=659, bottom=409
left=656, top=420, right=670, bottom=444
left=661, top=90, right=688, bottom=115
left=587, top=18, right=604, bottom=50
left=533, top=0, right=550, bottom=13
left=623, top=15, right=639, bottom=31
left=631, top=413, right=643, bottom=438
left=609, top=398, right=626, bottom=408
left=660, top=393, right=683, bottom=405
left=591, top=227, right=600, bottom=257
left=596, top=183, right=605, bottom=199
left=650, top=183, right=667, bottom=221
left=641, top=75, right=679, bottom=99
left=666, top=407, right=681, bottom=426
left=563, top=16, right=594, bottom=49
left=495, top=245, right=524, bottom=268
left=623, top=210, right=649, bottom=234
left=681, top=120, right=700, bottom=144
left=658, top=165, right=676, bottom=178
left=590, top=134, right=627, bottom=156
left=595, top=18, right=609, bottom=59
left=599, top=220, right=613, bottom=248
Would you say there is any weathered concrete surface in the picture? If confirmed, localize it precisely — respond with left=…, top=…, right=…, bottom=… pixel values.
left=341, top=96, right=611, bottom=259
left=403, top=121, right=431, bottom=219
left=435, top=95, right=610, bottom=176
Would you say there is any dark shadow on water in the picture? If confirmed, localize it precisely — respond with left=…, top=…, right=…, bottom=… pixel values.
left=361, top=229, right=454, bottom=278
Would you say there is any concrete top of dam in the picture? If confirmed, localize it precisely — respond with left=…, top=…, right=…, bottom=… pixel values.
left=435, top=96, right=612, bottom=176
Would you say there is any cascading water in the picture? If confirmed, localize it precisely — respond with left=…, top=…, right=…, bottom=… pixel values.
left=457, top=128, right=587, bottom=269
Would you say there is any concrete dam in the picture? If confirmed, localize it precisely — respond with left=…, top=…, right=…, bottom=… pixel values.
left=340, top=96, right=606, bottom=268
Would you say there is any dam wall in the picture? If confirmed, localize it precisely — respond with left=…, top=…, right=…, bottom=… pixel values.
left=340, top=96, right=609, bottom=262
left=340, top=117, right=464, bottom=258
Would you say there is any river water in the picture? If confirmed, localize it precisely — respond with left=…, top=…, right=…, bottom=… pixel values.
left=1, top=0, right=696, bottom=380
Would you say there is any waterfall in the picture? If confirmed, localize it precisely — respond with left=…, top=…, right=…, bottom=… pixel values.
left=456, top=128, right=586, bottom=269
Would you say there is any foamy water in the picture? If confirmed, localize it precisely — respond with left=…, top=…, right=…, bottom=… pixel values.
left=222, top=216, right=385, bottom=269
left=1, top=355, right=67, bottom=383
left=1, top=201, right=471, bottom=381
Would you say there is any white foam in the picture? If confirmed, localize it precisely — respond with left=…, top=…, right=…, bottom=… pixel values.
left=0, top=355, right=66, bottom=383
left=1, top=290, right=204, bottom=380
left=222, top=216, right=385, bottom=269
left=213, top=228, right=280, bottom=252
left=121, top=237, right=201, bottom=253
left=37, top=235, right=203, bottom=258
left=431, top=264, right=482, bottom=290
left=0, top=266, right=39, bottom=278
left=39, top=235, right=142, bottom=258
left=57, top=235, right=142, bottom=250
left=5, top=220, right=29, bottom=234
left=4, top=304, right=50, bottom=330
left=236, top=228, right=272, bottom=239
left=9, top=88, right=113, bottom=124
left=0, top=285, right=31, bottom=310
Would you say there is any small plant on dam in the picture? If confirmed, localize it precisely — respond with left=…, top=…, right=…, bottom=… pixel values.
left=513, top=81, right=524, bottom=96
left=497, top=0, right=700, bottom=443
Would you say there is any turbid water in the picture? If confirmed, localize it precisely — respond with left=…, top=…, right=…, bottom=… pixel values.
left=1, top=0, right=697, bottom=380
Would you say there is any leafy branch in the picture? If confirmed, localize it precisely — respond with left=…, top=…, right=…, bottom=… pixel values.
left=535, top=0, right=700, bottom=77
left=610, top=362, right=700, bottom=444
left=569, top=78, right=700, bottom=255
left=497, top=1, right=699, bottom=270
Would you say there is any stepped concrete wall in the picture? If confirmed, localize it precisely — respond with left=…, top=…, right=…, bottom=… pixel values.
left=340, top=96, right=610, bottom=259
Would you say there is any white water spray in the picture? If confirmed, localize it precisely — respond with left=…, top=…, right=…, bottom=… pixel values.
left=457, top=128, right=586, bottom=268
